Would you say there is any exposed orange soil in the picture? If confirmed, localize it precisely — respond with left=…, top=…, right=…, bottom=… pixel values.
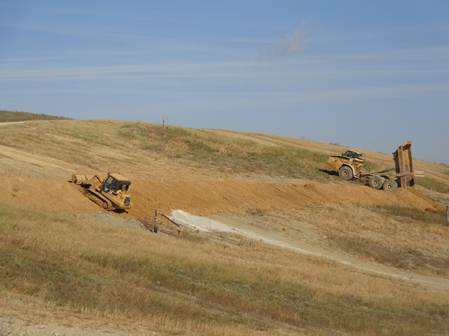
left=0, top=175, right=436, bottom=218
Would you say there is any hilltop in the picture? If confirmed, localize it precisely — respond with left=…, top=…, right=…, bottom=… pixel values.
left=0, top=110, right=68, bottom=123
left=1, top=116, right=449, bottom=335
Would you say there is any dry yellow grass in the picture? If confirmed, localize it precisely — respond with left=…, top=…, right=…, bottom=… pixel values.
left=286, top=204, right=449, bottom=276
left=1, top=204, right=449, bottom=335
left=1, top=117, right=449, bottom=335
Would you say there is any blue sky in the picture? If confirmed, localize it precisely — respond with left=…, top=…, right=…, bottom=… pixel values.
left=1, top=0, right=449, bottom=163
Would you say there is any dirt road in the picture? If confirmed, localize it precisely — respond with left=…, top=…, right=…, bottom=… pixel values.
left=171, top=210, right=449, bottom=291
left=0, top=121, right=26, bottom=126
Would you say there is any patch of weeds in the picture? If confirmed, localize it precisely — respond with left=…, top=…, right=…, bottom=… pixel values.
left=246, top=208, right=264, bottom=216
left=0, top=110, right=68, bottom=122
left=330, top=235, right=449, bottom=275
left=0, top=244, right=104, bottom=307
left=0, top=204, right=69, bottom=229
left=78, top=252, right=449, bottom=334
left=369, top=205, right=447, bottom=225
left=117, top=123, right=330, bottom=179
left=417, top=176, right=449, bottom=194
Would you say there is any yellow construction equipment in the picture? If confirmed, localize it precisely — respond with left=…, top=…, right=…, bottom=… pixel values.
left=327, top=141, right=417, bottom=191
left=327, top=150, right=365, bottom=181
left=71, top=172, right=132, bottom=211
left=393, top=141, right=415, bottom=188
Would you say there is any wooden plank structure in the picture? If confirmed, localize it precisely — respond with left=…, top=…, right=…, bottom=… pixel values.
left=138, top=210, right=183, bottom=235
left=393, top=141, right=415, bottom=188
left=161, top=213, right=183, bottom=235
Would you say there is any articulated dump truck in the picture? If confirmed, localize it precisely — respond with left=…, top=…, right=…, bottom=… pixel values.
left=327, top=141, right=417, bottom=192
left=71, top=172, right=132, bottom=211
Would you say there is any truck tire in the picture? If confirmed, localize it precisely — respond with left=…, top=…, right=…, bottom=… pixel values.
left=383, top=179, right=398, bottom=192
left=339, top=166, right=353, bottom=181
left=369, top=175, right=384, bottom=190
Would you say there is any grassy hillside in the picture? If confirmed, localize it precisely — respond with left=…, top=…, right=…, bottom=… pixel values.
left=118, top=123, right=331, bottom=179
left=1, top=204, right=449, bottom=335
left=0, top=119, right=448, bottom=193
left=0, top=120, right=331, bottom=180
left=0, top=110, right=68, bottom=122
left=1, top=119, right=449, bottom=335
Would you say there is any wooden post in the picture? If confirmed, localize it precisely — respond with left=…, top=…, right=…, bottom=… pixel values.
left=153, top=209, right=158, bottom=223
left=446, top=206, right=449, bottom=224
left=152, top=209, right=159, bottom=233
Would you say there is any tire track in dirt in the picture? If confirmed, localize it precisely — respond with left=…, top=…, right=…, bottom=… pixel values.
left=238, top=225, right=449, bottom=291
left=0, top=144, right=75, bottom=173
left=172, top=210, right=449, bottom=291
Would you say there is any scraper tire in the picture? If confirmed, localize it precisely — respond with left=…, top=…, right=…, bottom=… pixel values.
left=369, top=176, right=384, bottom=190
left=339, top=166, right=353, bottom=181
left=383, top=179, right=398, bottom=192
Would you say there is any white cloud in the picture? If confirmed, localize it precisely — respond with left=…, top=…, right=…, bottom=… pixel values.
left=279, top=31, right=304, bottom=55
left=259, top=31, right=305, bottom=60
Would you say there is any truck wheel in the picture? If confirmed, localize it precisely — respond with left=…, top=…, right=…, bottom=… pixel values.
left=383, top=179, right=398, bottom=192
left=369, top=176, right=384, bottom=190
left=339, top=166, right=353, bottom=181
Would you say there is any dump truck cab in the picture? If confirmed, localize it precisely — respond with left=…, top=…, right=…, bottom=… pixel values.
left=341, top=150, right=363, bottom=161
left=327, top=149, right=364, bottom=180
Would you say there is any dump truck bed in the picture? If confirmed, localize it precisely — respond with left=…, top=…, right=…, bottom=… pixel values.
left=393, top=141, right=415, bottom=187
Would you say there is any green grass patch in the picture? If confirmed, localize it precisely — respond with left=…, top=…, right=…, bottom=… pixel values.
left=117, top=123, right=329, bottom=179
left=80, top=252, right=449, bottom=334
left=0, top=110, right=68, bottom=122
left=370, top=205, right=447, bottom=225
left=328, top=204, right=449, bottom=274
left=417, top=176, right=449, bottom=194
left=330, top=234, right=449, bottom=275
left=0, top=119, right=384, bottom=181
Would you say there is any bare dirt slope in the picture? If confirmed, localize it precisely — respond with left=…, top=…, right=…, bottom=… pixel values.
left=1, top=118, right=449, bottom=335
left=0, top=175, right=436, bottom=216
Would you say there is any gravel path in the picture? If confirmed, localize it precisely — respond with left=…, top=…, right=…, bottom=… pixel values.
left=170, top=209, right=449, bottom=291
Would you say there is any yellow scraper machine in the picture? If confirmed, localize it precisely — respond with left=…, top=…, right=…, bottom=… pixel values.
left=328, top=141, right=418, bottom=191
left=70, top=172, right=132, bottom=211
